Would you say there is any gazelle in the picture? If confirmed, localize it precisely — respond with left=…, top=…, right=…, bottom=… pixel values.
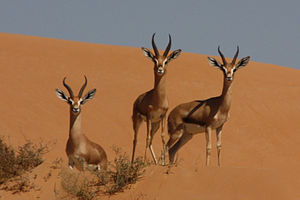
left=131, top=33, right=182, bottom=165
left=56, top=76, right=107, bottom=171
left=167, top=46, right=250, bottom=167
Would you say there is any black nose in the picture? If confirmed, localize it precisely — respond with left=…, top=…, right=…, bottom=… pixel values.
left=72, top=108, right=80, bottom=113
left=226, top=77, right=233, bottom=81
left=157, top=68, right=164, bottom=74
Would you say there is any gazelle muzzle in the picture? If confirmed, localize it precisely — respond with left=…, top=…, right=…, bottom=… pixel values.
left=157, top=66, right=165, bottom=75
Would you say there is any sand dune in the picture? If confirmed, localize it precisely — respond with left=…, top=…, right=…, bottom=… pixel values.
left=0, top=33, right=299, bottom=199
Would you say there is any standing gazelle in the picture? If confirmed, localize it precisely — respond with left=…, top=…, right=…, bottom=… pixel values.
left=131, top=33, right=182, bottom=165
left=167, top=46, right=250, bottom=166
left=56, top=76, right=107, bottom=170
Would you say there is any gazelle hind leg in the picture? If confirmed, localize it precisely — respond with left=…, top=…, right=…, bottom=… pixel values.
left=168, top=132, right=193, bottom=164
left=131, top=114, right=143, bottom=163
left=216, top=125, right=223, bottom=167
left=166, top=123, right=185, bottom=151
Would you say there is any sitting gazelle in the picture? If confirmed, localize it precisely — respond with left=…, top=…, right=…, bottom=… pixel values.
left=56, top=76, right=107, bottom=171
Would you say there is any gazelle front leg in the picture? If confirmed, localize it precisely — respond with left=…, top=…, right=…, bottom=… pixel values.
left=205, top=126, right=212, bottom=166
left=161, top=116, right=167, bottom=165
left=144, top=117, right=159, bottom=164
left=68, top=157, right=75, bottom=170
left=216, top=125, right=223, bottom=167
left=149, top=121, right=159, bottom=165
left=144, top=118, right=151, bottom=163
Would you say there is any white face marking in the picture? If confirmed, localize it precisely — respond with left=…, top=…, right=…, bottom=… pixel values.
left=69, top=99, right=74, bottom=105
left=222, top=67, right=227, bottom=73
left=163, top=59, right=168, bottom=66
left=226, top=68, right=234, bottom=81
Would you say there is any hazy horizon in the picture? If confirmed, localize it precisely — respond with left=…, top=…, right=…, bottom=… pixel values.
left=0, top=0, right=299, bottom=69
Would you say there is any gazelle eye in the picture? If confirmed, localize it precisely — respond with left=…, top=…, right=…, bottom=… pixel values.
left=221, top=67, right=227, bottom=73
left=68, top=99, right=74, bottom=105
left=163, top=60, right=168, bottom=66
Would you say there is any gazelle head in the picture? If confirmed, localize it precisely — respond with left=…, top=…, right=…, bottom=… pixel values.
left=141, top=33, right=182, bottom=76
left=208, top=46, right=250, bottom=81
left=56, top=76, right=96, bottom=114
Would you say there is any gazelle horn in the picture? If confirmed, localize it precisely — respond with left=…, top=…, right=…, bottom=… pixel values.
left=232, top=46, right=239, bottom=65
left=152, top=33, right=159, bottom=57
left=163, top=34, right=172, bottom=57
left=63, top=77, right=74, bottom=98
left=78, top=75, right=87, bottom=98
left=218, top=46, right=227, bottom=65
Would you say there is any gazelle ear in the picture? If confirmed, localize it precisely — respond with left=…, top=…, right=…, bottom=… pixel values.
left=56, top=89, right=69, bottom=102
left=208, top=57, right=222, bottom=68
left=165, top=49, right=182, bottom=65
left=235, top=56, right=250, bottom=69
left=141, top=47, right=155, bottom=61
left=81, top=89, right=96, bottom=104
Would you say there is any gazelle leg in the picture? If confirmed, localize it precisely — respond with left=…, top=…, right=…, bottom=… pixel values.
left=161, top=117, right=167, bottom=165
left=131, top=114, right=142, bottom=163
left=216, top=125, right=223, bottom=167
left=144, top=118, right=151, bottom=163
left=148, top=122, right=160, bottom=165
left=205, top=126, right=212, bottom=166
left=169, top=132, right=193, bottom=164
left=166, top=123, right=185, bottom=151
left=68, top=157, right=75, bottom=170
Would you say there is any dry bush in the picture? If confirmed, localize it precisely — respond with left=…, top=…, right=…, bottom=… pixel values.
left=95, top=146, right=147, bottom=195
left=1, top=174, right=35, bottom=194
left=0, top=137, right=48, bottom=186
left=58, top=167, right=98, bottom=200
left=58, top=146, right=148, bottom=199
left=51, top=157, right=63, bottom=170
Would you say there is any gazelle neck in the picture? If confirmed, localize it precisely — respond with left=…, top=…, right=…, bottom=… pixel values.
left=69, top=110, right=82, bottom=139
left=219, top=78, right=233, bottom=112
left=154, top=72, right=167, bottom=91
left=153, top=72, right=167, bottom=106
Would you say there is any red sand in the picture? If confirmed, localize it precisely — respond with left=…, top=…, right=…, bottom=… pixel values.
left=0, top=33, right=299, bottom=199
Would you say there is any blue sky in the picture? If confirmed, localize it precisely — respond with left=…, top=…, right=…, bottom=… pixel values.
left=0, top=0, right=299, bottom=69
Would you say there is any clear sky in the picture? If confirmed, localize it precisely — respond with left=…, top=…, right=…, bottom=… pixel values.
left=0, top=0, right=299, bottom=69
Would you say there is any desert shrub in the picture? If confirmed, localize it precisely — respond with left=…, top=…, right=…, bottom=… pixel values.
left=1, top=175, right=35, bottom=194
left=0, top=137, right=48, bottom=185
left=0, top=138, right=18, bottom=182
left=96, top=146, right=147, bottom=195
left=16, top=141, right=48, bottom=170
left=59, top=167, right=97, bottom=200
left=58, top=146, right=148, bottom=199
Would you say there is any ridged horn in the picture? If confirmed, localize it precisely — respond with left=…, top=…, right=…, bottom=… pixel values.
left=152, top=33, right=159, bottom=56
left=232, top=46, right=239, bottom=65
left=163, top=34, right=172, bottom=57
left=218, top=46, right=227, bottom=65
left=63, top=77, right=74, bottom=97
left=78, top=75, right=87, bottom=98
